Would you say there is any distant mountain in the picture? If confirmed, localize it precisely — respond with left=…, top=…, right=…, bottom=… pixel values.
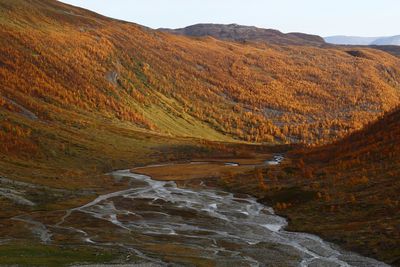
left=372, top=35, right=400, bottom=46
left=325, top=35, right=400, bottom=46
left=160, top=23, right=326, bottom=46
left=324, top=36, right=378, bottom=45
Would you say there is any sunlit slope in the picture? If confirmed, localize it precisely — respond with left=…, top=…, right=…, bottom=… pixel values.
left=1, top=0, right=400, bottom=147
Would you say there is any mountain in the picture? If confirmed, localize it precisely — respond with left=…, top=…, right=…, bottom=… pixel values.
left=1, top=0, right=399, bottom=153
left=160, top=23, right=326, bottom=46
left=324, top=36, right=379, bottom=45
left=325, top=35, right=400, bottom=46
left=372, top=35, right=400, bottom=46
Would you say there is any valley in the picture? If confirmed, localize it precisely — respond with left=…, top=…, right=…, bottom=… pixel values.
left=0, top=155, right=391, bottom=266
left=0, top=0, right=399, bottom=266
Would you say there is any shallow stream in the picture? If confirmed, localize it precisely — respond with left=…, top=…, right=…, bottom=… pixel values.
left=54, top=163, right=388, bottom=266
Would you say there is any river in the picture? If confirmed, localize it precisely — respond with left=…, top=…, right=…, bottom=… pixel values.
left=54, top=158, right=389, bottom=267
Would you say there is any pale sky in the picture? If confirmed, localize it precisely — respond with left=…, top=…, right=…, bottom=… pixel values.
left=59, top=0, right=399, bottom=37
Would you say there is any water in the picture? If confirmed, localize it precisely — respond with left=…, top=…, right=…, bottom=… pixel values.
left=265, top=155, right=285, bottom=166
left=56, top=168, right=389, bottom=266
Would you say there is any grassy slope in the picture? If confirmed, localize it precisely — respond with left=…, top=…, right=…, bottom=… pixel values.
left=0, top=243, right=122, bottom=267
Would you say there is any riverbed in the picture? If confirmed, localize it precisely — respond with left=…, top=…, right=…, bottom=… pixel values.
left=54, top=162, right=388, bottom=266
left=6, top=157, right=390, bottom=266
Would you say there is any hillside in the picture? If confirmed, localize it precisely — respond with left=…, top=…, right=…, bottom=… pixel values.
left=160, top=23, right=326, bottom=46
left=254, top=108, right=400, bottom=265
left=373, top=45, right=400, bottom=57
left=1, top=0, right=400, bottom=154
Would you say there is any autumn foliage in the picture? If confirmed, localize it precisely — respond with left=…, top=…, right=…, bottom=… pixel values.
left=1, top=0, right=400, bottom=150
left=0, top=119, right=38, bottom=156
left=274, top=107, right=400, bottom=264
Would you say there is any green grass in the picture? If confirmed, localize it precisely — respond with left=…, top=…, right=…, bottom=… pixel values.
left=138, top=92, right=233, bottom=141
left=0, top=243, right=119, bottom=267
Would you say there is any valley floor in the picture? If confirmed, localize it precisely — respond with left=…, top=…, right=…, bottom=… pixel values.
left=0, top=147, right=397, bottom=266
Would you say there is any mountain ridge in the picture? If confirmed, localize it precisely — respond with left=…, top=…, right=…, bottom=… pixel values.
left=159, top=23, right=326, bottom=46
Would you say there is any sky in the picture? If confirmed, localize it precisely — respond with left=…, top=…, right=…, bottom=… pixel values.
left=59, top=0, right=399, bottom=37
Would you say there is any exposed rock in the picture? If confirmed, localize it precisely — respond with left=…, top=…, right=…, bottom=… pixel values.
left=106, top=71, right=119, bottom=85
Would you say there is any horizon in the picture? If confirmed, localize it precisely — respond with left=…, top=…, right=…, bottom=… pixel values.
left=58, top=0, right=400, bottom=37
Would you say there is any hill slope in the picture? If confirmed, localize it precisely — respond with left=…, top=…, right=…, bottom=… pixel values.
left=370, top=45, right=400, bottom=58
left=1, top=0, right=400, bottom=151
left=160, top=23, right=326, bottom=46
left=261, top=108, right=400, bottom=265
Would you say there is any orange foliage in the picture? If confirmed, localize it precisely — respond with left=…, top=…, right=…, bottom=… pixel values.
left=255, top=168, right=269, bottom=191
left=1, top=0, right=400, bottom=146
left=0, top=120, right=38, bottom=157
